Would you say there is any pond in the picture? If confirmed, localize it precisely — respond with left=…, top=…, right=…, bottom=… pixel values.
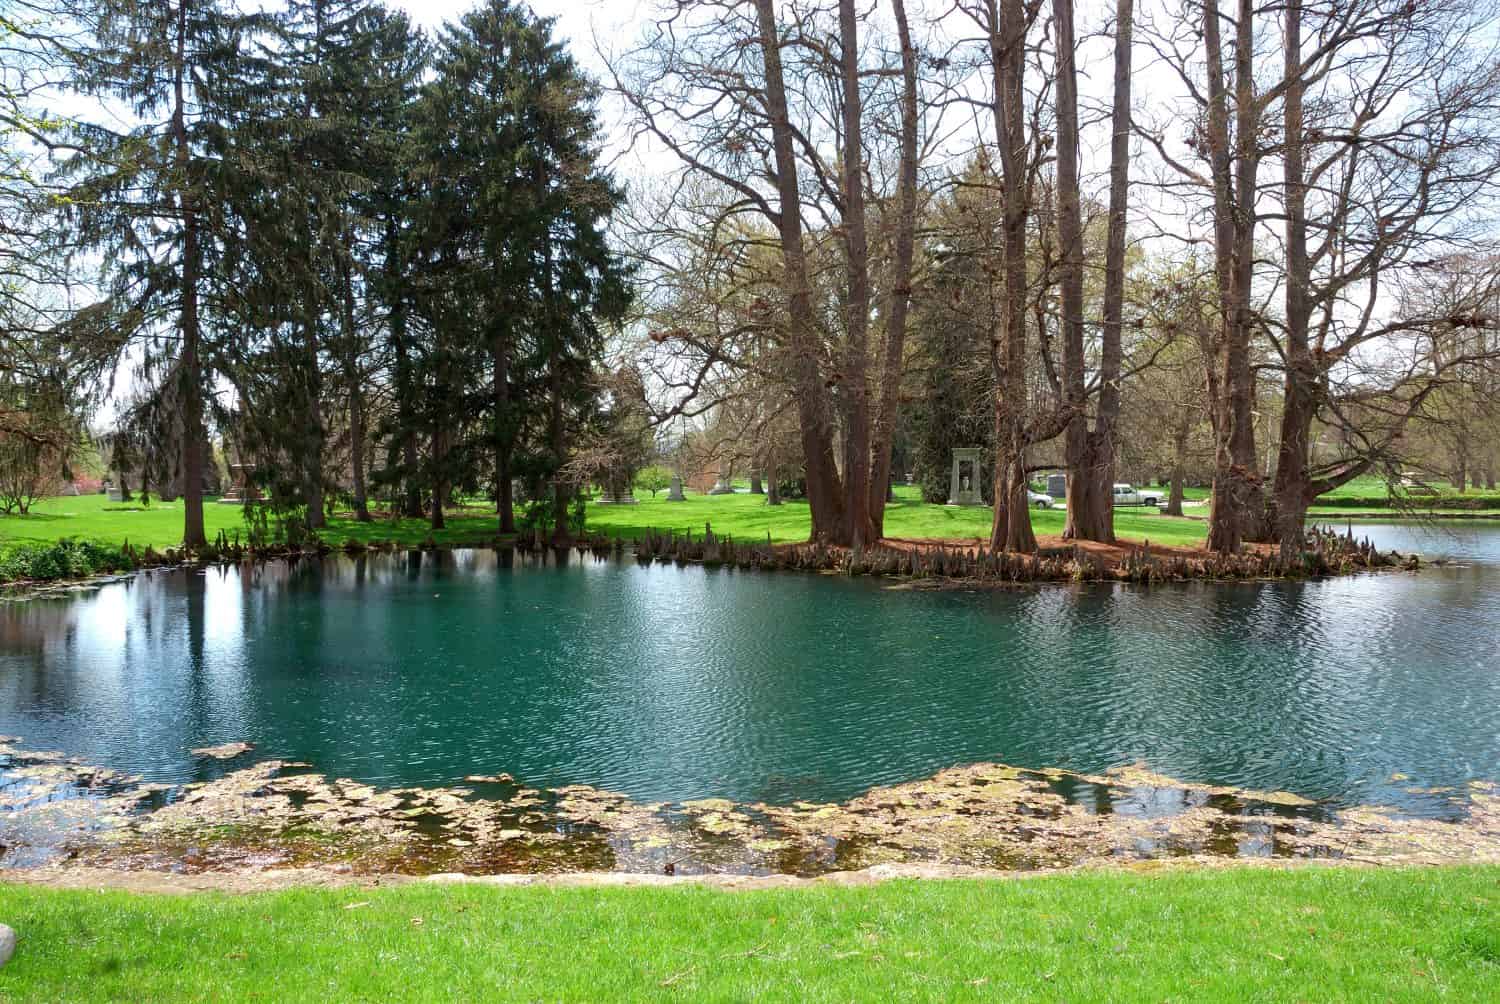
left=2, top=522, right=1497, bottom=825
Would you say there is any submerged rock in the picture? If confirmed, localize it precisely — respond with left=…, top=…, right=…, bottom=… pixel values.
left=190, top=742, right=256, bottom=760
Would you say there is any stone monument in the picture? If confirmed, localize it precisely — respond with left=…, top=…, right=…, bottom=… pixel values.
left=666, top=475, right=686, bottom=501
left=218, top=463, right=262, bottom=504
left=947, top=447, right=983, bottom=506
left=708, top=460, right=735, bottom=495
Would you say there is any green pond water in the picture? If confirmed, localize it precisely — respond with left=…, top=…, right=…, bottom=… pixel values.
left=1, top=524, right=1497, bottom=815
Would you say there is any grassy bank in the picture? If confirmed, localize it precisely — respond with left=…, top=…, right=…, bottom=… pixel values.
left=1, top=486, right=1210, bottom=557
left=0, top=867, right=1495, bottom=1001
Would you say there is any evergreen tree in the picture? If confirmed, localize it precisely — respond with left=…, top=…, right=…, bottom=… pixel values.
left=52, top=0, right=263, bottom=548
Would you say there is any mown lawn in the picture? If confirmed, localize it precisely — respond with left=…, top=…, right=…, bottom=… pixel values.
left=1, top=486, right=1212, bottom=552
left=0, top=867, right=1494, bottom=1002
left=589, top=485, right=1209, bottom=548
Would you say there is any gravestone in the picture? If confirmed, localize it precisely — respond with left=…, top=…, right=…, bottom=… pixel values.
left=947, top=447, right=983, bottom=506
left=666, top=476, right=686, bottom=502
left=708, top=462, right=735, bottom=495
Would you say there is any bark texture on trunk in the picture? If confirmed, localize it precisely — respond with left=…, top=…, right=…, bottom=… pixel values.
left=988, top=0, right=1038, bottom=553
left=1271, top=0, right=1312, bottom=558
left=866, top=0, right=920, bottom=542
left=1201, top=0, right=1262, bottom=553
left=1070, top=0, right=1134, bottom=543
left=836, top=0, right=873, bottom=549
left=754, top=0, right=846, bottom=543
left=172, top=1, right=205, bottom=550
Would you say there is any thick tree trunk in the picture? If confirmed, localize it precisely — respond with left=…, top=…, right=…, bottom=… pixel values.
left=988, top=0, right=1038, bottom=553
left=766, top=446, right=782, bottom=506
left=1055, top=0, right=1112, bottom=544
left=754, top=0, right=845, bottom=543
left=1073, top=0, right=1133, bottom=544
left=866, top=0, right=920, bottom=543
left=1271, top=1, right=1313, bottom=558
left=385, top=217, right=423, bottom=520
left=1201, top=0, right=1262, bottom=553
left=836, top=0, right=873, bottom=549
left=1166, top=420, right=1190, bottom=517
left=172, top=2, right=205, bottom=551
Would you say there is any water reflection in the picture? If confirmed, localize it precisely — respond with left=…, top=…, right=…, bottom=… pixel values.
left=0, top=525, right=1497, bottom=811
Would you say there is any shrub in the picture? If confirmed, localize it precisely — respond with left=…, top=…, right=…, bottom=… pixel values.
left=0, top=539, right=139, bottom=584
left=634, top=465, right=672, bottom=498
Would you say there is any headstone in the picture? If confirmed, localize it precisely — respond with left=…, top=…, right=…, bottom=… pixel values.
left=1046, top=473, right=1067, bottom=500
left=106, top=483, right=124, bottom=503
left=666, top=476, right=686, bottom=502
left=947, top=448, right=983, bottom=506
left=708, top=462, right=735, bottom=495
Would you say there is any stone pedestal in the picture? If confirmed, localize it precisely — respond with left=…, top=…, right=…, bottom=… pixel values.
left=947, top=448, right=983, bottom=506
left=597, top=480, right=639, bottom=505
left=708, top=461, right=735, bottom=495
left=666, top=476, right=686, bottom=502
left=106, top=484, right=124, bottom=503
left=218, top=464, right=262, bottom=504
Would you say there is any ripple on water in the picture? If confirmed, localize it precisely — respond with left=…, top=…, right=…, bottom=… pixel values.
left=0, top=531, right=1496, bottom=813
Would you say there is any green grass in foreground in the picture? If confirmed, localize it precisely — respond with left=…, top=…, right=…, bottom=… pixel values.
left=1, top=485, right=1211, bottom=553
left=0, top=867, right=1495, bottom=1002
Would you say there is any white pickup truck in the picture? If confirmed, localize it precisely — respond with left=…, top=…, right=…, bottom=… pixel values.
left=1111, top=483, right=1164, bottom=507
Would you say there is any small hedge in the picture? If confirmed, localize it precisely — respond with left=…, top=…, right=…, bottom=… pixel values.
left=0, top=538, right=141, bottom=584
left=1317, top=494, right=1500, bottom=510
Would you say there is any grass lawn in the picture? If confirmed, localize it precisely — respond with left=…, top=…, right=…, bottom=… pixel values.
left=0, top=867, right=1494, bottom=1001
left=2, top=486, right=1212, bottom=553
left=591, top=485, right=1210, bottom=549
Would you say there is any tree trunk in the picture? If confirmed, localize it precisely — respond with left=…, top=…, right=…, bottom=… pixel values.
left=385, top=216, right=423, bottom=520
left=836, top=0, right=874, bottom=548
left=765, top=445, right=782, bottom=505
left=1055, top=0, right=1103, bottom=544
left=1073, top=0, right=1133, bottom=544
left=749, top=468, right=763, bottom=494
left=1201, top=0, right=1261, bottom=553
left=988, top=0, right=1038, bottom=553
left=429, top=430, right=447, bottom=531
left=302, top=316, right=326, bottom=530
left=866, top=0, right=920, bottom=543
left=339, top=262, right=371, bottom=523
left=172, top=1, right=205, bottom=551
left=492, top=335, right=515, bottom=534
left=1166, top=419, right=1190, bottom=517
left=753, top=0, right=845, bottom=543
left=1271, top=0, right=1313, bottom=558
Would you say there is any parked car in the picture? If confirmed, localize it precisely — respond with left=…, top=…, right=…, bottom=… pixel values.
left=1028, top=490, right=1054, bottom=509
left=1111, top=483, right=1163, bottom=507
